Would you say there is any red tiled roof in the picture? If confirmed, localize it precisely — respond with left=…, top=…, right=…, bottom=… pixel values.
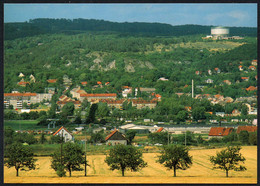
left=47, top=79, right=57, bottom=83
left=157, top=127, right=164, bottom=133
left=122, top=86, right=130, bottom=89
left=246, top=86, right=257, bottom=91
left=208, top=127, right=233, bottom=136
left=249, top=66, right=256, bottom=69
left=80, top=93, right=117, bottom=97
left=155, top=94, right=161, bottom=98
left=252, top=59, right=257, bottom=62
left=97, top=81, right=102, bottom=85
left=53, top=126, right=72, bottom=136
left=81, top=81, right=88, bottom=85
left=105, top=129, right=118, bottom=141
left=214, top=94, right=222, bottom=99
left=214, top=68, right=219, bottom=71
left=4, top=93, right=37, bottom=97
left=105, top=82, right=110, bottom=85
left=18, top=81, right=29, bottom=85
left=241, top=77, right=249, bottom=80
left=237, top=126, right=257, bottom=134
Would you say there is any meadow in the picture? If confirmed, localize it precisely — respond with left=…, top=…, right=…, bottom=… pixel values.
left=4, top=146, right=257, bottom=184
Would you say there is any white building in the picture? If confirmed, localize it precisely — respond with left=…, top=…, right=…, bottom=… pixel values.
left=53, top=126, right=74, bottom=142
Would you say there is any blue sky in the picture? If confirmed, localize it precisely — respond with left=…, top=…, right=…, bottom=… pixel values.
left=4, top=3, right=257, bottom=27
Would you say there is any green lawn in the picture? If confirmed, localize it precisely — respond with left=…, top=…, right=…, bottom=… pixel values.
left=4, top=120, right=42, bottom=130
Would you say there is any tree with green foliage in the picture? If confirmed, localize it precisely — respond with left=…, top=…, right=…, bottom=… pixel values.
left=157, top=144, right=192, bottom=177
left=4, top=143, right=37, bottom=177
left=39, top=133, right=47, bottom=144
left=105, top=144, right=147, bottom=176
left=90, top=130, right=105, bottom=144
left=86, top=103, right=98, bottom=123
left=125, top=130, right=137, bottom=145
left=238, top=131, right=249, bottom=144
left=61, top=102, right=75, bottom=117
left=248, top=132, right=257, bottom=145
left=51, top=143, right=87, bottom=177
left=148, top=132, right=168, bottom=145
left=191, top=107, right=206, bottom=121
left=210, top=146, right=246, bottom=177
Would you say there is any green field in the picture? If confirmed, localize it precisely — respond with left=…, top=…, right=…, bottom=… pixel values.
left=4, top=120, right=40, bottom=130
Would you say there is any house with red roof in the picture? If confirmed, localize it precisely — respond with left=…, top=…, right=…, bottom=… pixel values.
left=232, top=109, right=241, bottom=116
left=241, top=77, right=249, bottom=81
left=214, top=68, right=221, bottom=73
left=236, top=126, right=257, bottom=134
left=238, top=65, right=243, bottom=71
left=156, top=127, right=165, bottom=133
left=208, top=127, right=234, bottom=139
left=249, top=66, right=256, bottom=71
left=81, top=81, right=88, bottom=86
left=47, top=79, right=57, bottom=83
left=246, top=86, right=257, bottom=91
left=105, top=129, right=127, bottom=145
left=195, top=71, right=201, bottom=75
left=53, top=126, right=74, bottom=142
left=223, top=80, right=232, bottom=85
left=251, top=59, right=257, bottom=66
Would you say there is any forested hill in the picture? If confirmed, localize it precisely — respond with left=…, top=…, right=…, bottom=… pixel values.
left=4, top=18, right=257, bottom=40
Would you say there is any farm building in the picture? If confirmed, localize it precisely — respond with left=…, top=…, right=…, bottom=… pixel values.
left=105, top=129, right=127, bottom=145
left=236, top=126, right=257, bottom=134
left=208, top=127, right=234, bottom=139
left=53, top=126, right=74, bottom=142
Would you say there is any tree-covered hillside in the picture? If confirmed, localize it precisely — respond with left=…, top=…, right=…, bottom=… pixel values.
left=4, top=29, right=257, bottom=100
left=4, top=18, right=257, bottom=40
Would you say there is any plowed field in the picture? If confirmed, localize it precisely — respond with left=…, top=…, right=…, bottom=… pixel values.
left=4, top=146, right=257, bottom=184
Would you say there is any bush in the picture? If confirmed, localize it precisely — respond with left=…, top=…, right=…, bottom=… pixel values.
left=208, top=137, right=222, bottom=143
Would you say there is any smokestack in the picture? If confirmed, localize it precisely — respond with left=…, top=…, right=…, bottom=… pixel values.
left=192, top=79, right=194, bottom=98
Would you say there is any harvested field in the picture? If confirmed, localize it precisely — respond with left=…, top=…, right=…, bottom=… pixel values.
left=4, top=146, right=257, bottom=184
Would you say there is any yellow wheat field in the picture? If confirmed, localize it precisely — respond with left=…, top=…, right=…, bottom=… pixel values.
left=4, top=146, right=257, bottom=184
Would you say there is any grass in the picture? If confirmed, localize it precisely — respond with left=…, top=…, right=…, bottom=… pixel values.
left=4, top=120, right=39, bottom=130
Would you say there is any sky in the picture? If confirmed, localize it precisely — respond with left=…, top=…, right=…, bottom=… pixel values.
left=4, top=3, right=257, bottom=27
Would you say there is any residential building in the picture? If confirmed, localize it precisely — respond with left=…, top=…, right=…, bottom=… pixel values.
left=18, top=72, right=25, bottom=78
left=70, top=86, right=87, bottom=100
left=248, top=66, right=256, bottom=71
left=47, top=79, right=57, bottom=83
left=223, top=80, right=232, bottom=85
left=81, top=81, right=88, bottom=86
left=246, top=86, right=257, bottom=91
left=251, top=59, right=257, bottom=66
left=100, top=99, right=125, bottom=110
left=79, top=93, right=117, bottom=102
left=105, top=129, right=127, bottom=145
left=139, top=87, right=156, bottom=93
left=132, top=99, right=157, bottom=109
left=205, top=79, right=214, bottom=84
left=241, top=77, right=249, bottom=81
left=4, top=92, right=52, bottom=109
left=195, top=71, right=201, bottom=75
left=232, top=109, right=241, bottom=116
left=236, top=126, right=257, bottom=134
left=122, top=86, right=132, bottom=98
left=208, top=69, right=212, bottom=75
left=238, top=65, right=243, bottom=71
left=53, top=126, right=74, bottom=142
left=208, top=127, right=233, bottom=139
left=158, top=77, right=169, bottom=81
left=214, top=68, right=221, bottom=73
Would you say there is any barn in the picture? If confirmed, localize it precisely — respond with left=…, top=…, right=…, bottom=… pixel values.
left=105, top=129, right=127, bottom=145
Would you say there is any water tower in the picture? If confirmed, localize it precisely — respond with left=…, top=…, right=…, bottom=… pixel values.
left=211, top=26, right=229, bottom=39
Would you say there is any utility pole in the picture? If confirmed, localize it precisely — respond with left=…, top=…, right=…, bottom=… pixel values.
left=84, top=127, right=87, bottom=176
left=185, top=128, right=187, bottom=146
left=61, top=130, right=63, bottom=164
left=192, top=79, right=194, bottom=98
left=168, top=128, right=169, bottom=145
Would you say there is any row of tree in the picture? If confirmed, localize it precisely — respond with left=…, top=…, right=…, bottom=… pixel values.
left=4, top=142, right=247, bottom=178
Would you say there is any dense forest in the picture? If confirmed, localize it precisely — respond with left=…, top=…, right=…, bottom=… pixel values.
left=4, top=18, right=257, bottom=40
